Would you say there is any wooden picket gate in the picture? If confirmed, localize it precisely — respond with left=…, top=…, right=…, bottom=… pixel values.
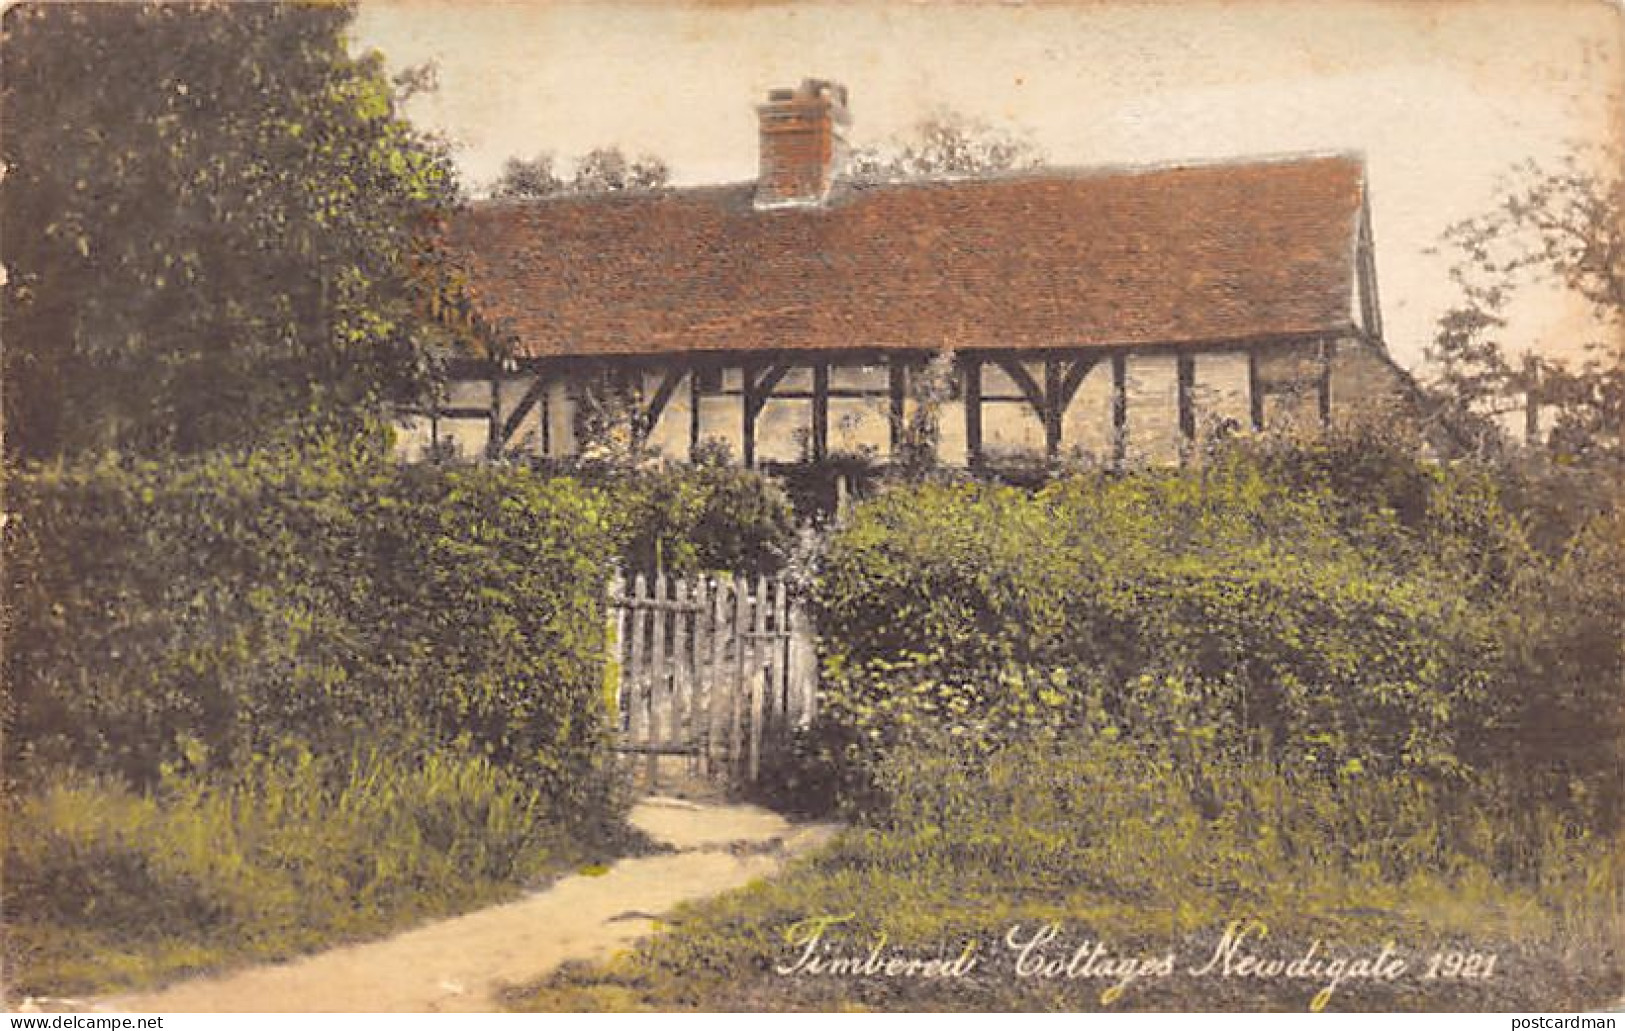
left=606, top=572, right=815, bottom=788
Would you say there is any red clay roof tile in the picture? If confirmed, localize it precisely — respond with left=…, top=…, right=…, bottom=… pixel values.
left=448, top=154, right=1366, bottom=360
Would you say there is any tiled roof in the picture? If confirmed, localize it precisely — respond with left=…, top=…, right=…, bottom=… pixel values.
left=449, top=154, right=1366, bottom=360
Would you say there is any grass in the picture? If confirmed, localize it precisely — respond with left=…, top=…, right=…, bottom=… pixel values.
left=512, top=736, right=1624, bottom=1012
left=2, top=744, right=640, bottom=1001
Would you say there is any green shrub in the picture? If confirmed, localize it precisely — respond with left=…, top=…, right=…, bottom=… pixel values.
left=556, top=462, right=797, bottom=576
left=811, top=448, right=1620, bottom=833
left=4, top=444, right=621, bottom=822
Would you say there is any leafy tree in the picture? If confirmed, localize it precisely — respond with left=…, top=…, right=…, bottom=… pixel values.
left=0, top=2, right=463, bottom=460
left=847, top=112, right=1044, bottom=184
left=490, top=146, right=669, bottom=198
left=572, top=147, right=670, bottom=194
left=1427, top=155, right=1624, bottom=463
left=492, top=154, right=565, bottom=199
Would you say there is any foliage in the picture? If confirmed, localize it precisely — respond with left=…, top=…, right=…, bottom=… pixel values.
left=3, top=745, right=593, bottom=997
left=811, top=445, right=1621, bottom=831
left=848, top=112, right=1044, bottom=183
left=1427, top=155, right=1624, bottom=463
left=491, top=147, right=669, bottom=198
left=584, top=463, right=798, bottom=577
left=516, top=732, right=1623, bottom=1012
left=894, top=348, right=959, bottom=475
left=4, top=445, right=622, bottom=822
left=0, top=2, right=464, bottom=460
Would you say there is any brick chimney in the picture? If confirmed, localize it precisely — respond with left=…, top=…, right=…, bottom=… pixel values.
left=754, top=79, right=849, bottom=210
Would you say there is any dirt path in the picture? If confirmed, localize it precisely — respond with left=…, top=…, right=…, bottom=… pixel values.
left=94, top=798, right=840, bottom=1013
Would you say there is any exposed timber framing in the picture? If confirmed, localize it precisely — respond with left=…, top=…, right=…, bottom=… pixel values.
left=1111, top=352, right=1128, bottom=468
left=742, top=359, right=759, bottom=468
left=639, top=366, right=687, bottom=444
left=1317, top=337, right=1334, bottom=430
left=689, top=361, right=703, bottom=458
left=485, top=371, right=503, bottom=460
left=438, top=332, right=1361, bottom=468
left=992, top=354, right=1100, bottom=458
left=1177, top=353, right=1196, bottom=443
left=499, top=371, right=551, bottom=451
left=742, top=360, right=794, bottom=468
left=963, top=356, right=983, bottom=467
left=811, top=362, right=830, bottom=460
left=1247, top=348, right=1264, bottom=431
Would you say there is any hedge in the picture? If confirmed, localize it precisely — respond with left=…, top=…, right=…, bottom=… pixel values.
left=812, top=449, right=1623, bottom=831
left=4, top=443, right=620, bottom=820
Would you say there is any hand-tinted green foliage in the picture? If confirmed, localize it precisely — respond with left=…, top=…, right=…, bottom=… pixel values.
left=5, top=445, right=620, bottom=822
left=0, top=2, right=462, bottom=459
left=569, top=463, right=798, bottom=576
left=4, top=746, right=584, bottom=996
left=518, top=732, right=1622, bottom=1012
left=813, top=444, right=1622, bottom=832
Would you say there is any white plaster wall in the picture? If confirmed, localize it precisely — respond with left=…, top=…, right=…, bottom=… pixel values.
left=695, top=393, right=745, bottom=461
left=1194, top=352, right=1250, bottom=437
left=1124, top=354, right=1181, bottom=466
left=828, top=396, right=890, bottom=457
left=544, top=380, right=576, bottom=458
left=756, top=397, right=812, bottom=463
left=1059, top=360, right=1116, bottom=462
left=392, top=414, right=435, bottom=462
left=642, top=370, right=692, bottom=461
left=981, top=399, right=1045, bottom=457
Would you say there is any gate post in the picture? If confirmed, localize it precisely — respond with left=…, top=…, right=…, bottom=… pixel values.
left=604, top=569, right=625, bottom=733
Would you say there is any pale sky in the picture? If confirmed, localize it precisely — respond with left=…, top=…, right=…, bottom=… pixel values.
left=353, top=0, right=1625, bottom=374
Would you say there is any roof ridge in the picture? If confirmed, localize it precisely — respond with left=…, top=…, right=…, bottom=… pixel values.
left=467, top=149, right=1366, bottom=208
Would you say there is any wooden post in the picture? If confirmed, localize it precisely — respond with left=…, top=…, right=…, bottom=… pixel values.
left=1043, top=358, right=1064, bottom=459
left=1247, top=348, right=1265, bottom=432
left=763, top=578, right=783, bottom=738
left=625, top=572, right=647, bottom=755
left=730, top=576, right=749, bottom=778
left=1111, top=352, right=1128, bottom=468
left=749, top=574, right=769, bottom=782
left=706, top=578, right=728, bottom=776
left=964, top=356, right=983, bottom=469
left=689, top=363, right=703, bottom=461
left=1177, top=353, right=1196, bottom=445
left=540, top=380, right=552, bottom=457
left=647, top=572, right=668, bottom=788
left=604, top=570, right=625, bottom=736
left=788, top=598, right=817, bottom=728
left=486, top=372, right=503, bottom=460
left=812, top=362, right=829, bottom=461
left=669, top=575, right=693, bottom=773
left=774, top=580, right=791, bottom=728
left=1317, top=338, right=1334, bottom=430
left=742, top=360, right=758, bottom=469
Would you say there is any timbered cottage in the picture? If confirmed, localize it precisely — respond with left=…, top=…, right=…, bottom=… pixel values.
left=400, top=79, right=1416, bottom=468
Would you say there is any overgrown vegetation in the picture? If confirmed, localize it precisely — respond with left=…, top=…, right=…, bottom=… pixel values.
left=591, top=463, right=799, bottom=577
left=1, top=3, right=464, bottom=461
left=6, top=748, right=585, bottom=997
left=811, top=430, right=1622, bottom=836
left=2, top=442, right=635, bottom=996
left=521, top=730, right=1619, bottom=1012
left=514, top=429, right=1624, bottom=1012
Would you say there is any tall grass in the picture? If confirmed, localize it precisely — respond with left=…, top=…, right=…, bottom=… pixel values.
left=3, top=744, right=598, bottom=997
left=517, top=732, right=1623, bottom=1012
